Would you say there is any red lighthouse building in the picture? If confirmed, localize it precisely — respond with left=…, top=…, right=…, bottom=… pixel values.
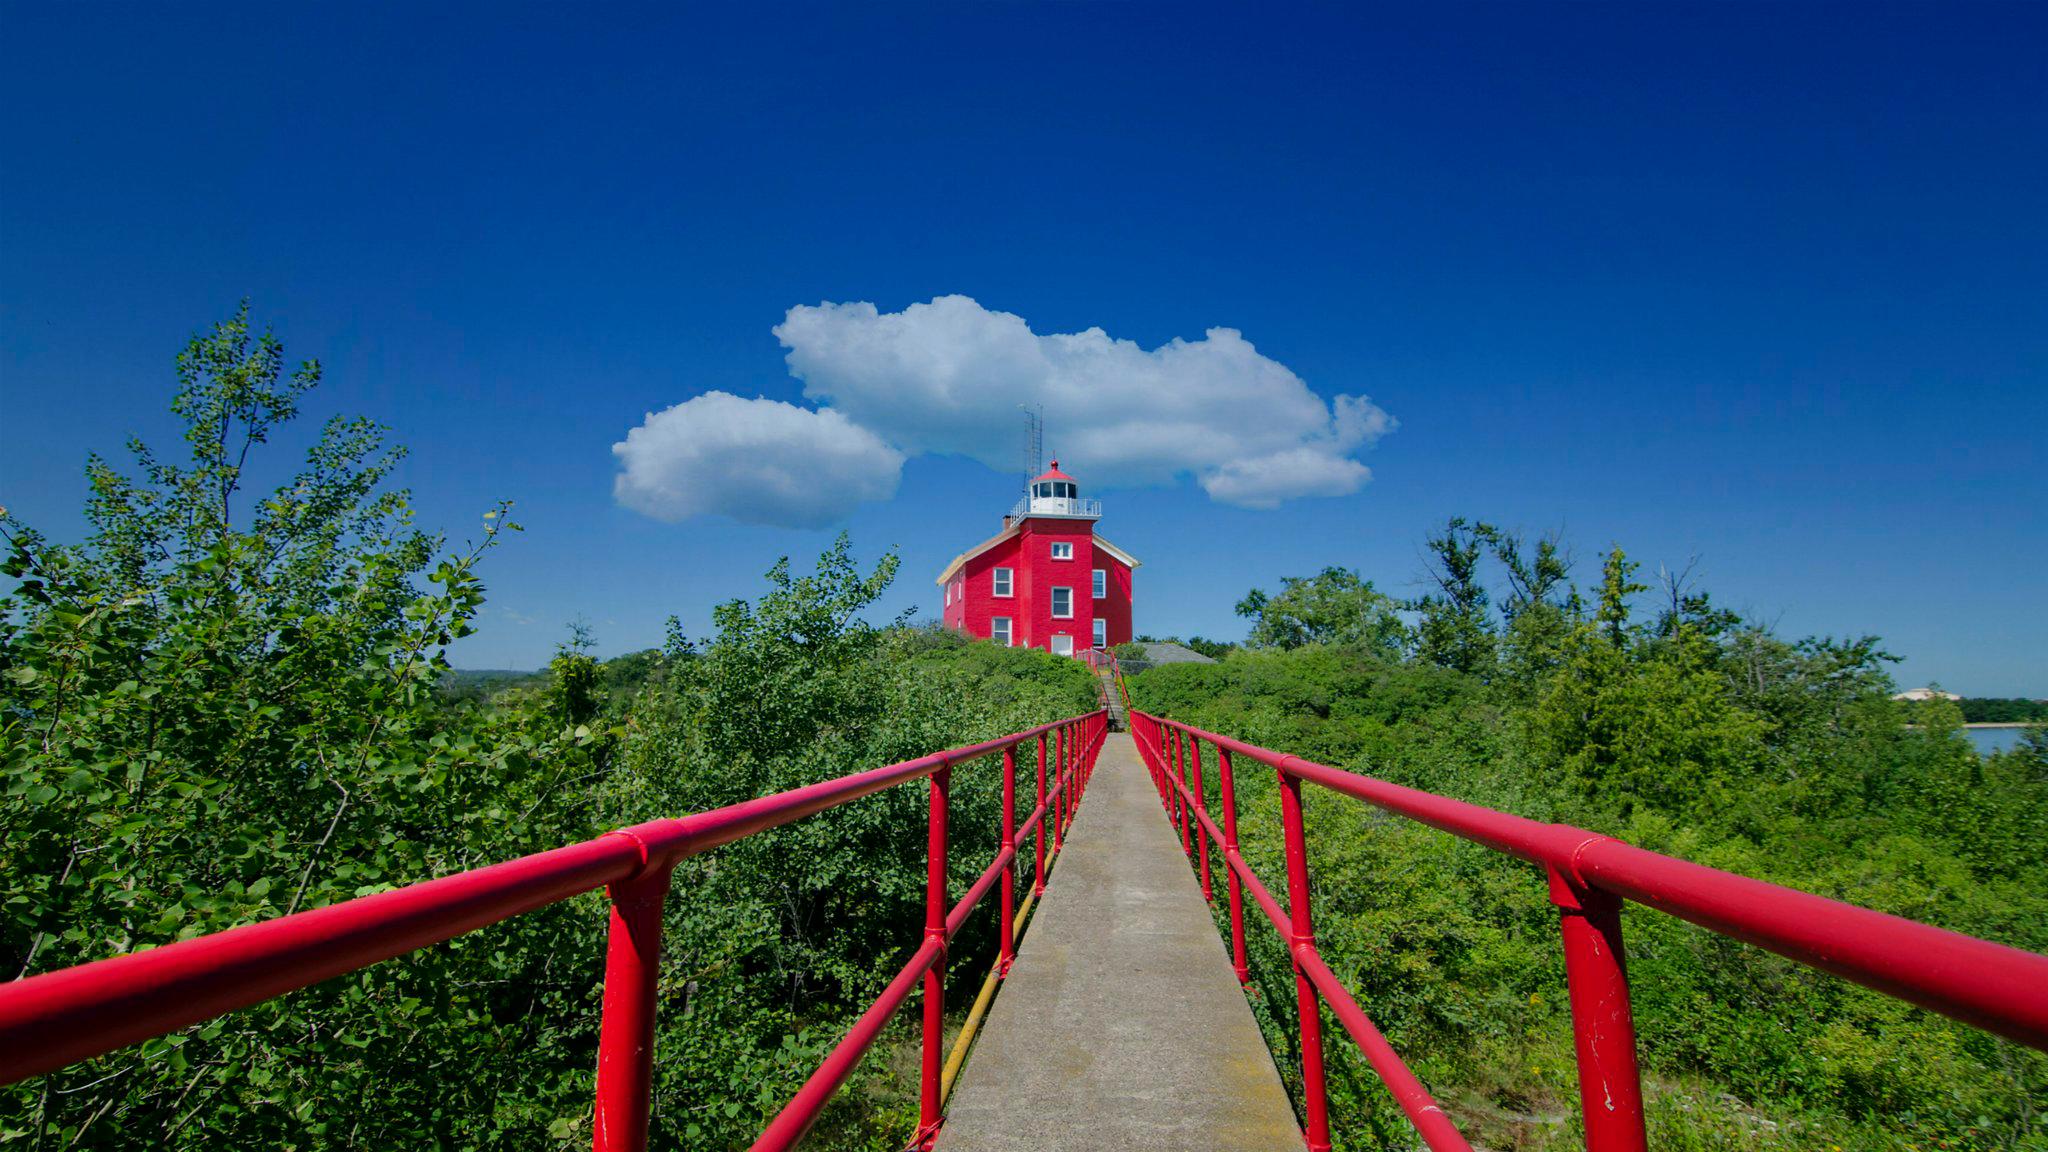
left=936, top=461, right=1139, bottom=656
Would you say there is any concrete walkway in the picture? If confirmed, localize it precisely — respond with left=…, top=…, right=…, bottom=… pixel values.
left=936, top=737, right=1302, bottom=1152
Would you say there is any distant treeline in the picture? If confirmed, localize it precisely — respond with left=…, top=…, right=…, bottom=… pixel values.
left=1961, top=697, right=2048, bottom=723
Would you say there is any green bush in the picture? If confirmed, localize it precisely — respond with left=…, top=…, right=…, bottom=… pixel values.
left=1130, top=546, right=2048, bottom=1151
left=0, top=308, right=1096, bottom=1149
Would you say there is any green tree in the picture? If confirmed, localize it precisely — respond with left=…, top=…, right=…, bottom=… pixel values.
left=1413, top=517, right=1495, bottom=674
left=1476, top=524, right=1577, bottom=684
left=0, top=307, right=637, bottom=1146
left=547, top=619, right=605, bottom=728
left=1595, top=543, right=1647, bottom=647
left=1234, top=567, right=1408, bottom=657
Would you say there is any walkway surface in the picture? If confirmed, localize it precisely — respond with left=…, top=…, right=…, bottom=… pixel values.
left=936, top=735, right=1302, bottom=1152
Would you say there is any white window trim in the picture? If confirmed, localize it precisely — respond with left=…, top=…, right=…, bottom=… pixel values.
left=1050, top=587, right=1074, bottom=619
left=1093, top=618, right=1107, bottom=648
left=991, top=617, right=1013, bottom=647
left=1051, top=633, right=1074, bottom=656
left=1050, top=541, right=1074, bottom=561
left=1092, top=568, right=1106, bottom=599
left=992, top=567, right=1013, bottom=598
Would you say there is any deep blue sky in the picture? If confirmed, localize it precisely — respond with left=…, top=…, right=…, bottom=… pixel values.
left=3, top=3, right=2042, bottom=693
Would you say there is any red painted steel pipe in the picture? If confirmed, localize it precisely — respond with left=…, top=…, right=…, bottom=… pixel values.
left=1190, top=737, right=1214, bottom=903
left=0, top=833, right=641, bottom=1084
left=1276, top=767, right=1333, bottom=1152
left=944, top=841, right=1016, bottom=943
left=917, top=766, right=950, bottom=1144
left=1216, top=747, right=1251, bottom=984
left=1000, top=745, right=1017, bottom=974
left=1052, top=726, right=1067, bottom=854
left=1550, top=870, right=1647, bottom=1152
left=1174, top=731, right=1193, bottom=858
left=749, top=937, right=944, bottom=1152
left=1293, top=946, right=1471, bottom=1152
left=1571, top=837, right=2048, bottom=1049
left=593, top=867, right=671, bottom=1152
left=1033, top=733, right=1049, bottom=898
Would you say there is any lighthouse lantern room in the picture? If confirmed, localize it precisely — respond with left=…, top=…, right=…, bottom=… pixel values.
left=936, top=460, right=1138, bottom=656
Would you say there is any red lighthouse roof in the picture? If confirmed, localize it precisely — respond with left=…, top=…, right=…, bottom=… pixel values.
left=1033, top=459, right=1075, bottom=483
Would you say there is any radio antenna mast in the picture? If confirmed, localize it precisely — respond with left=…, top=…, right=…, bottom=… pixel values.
left=1020, top=406, right=1043, bottom=494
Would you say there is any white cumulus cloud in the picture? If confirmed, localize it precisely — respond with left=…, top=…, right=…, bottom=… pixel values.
left=772, top=295, right=1394, bottom=507
left=612, top=391, right=905, bottom=528
left=612, top=296, right=1395, bottom=527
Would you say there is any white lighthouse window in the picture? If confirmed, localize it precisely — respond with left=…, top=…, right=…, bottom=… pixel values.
left=993, top=568, right=1013, bottom=597
left=1050, top=541, right=1073, bottom=561
left=1093, top=618, right=1107, bottom=648
left=992, top=617, right=1013, bottom=647
left=1051, top=587, right=1073, bottom=618
left=1092, top=568, right=1106, bottom=599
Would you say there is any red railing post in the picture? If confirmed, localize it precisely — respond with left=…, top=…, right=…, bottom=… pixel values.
left=1153, top=717, right=1169, bottom=807
left=1190, top=737, right=1213, bottom=903
left=1061, top=722, right=1073, bottom=835
left=592, top=866, right=672, bottom=1152
left=1145, top=716, right=1162, bottom=798
left=1033, top=733, right=1049, bottom=897
left=1052, top=726, right=1067, bottom=853
left=1175, top=729, right=1193, bottom=859
left=915, top=765, right=951, bottom=1147
left=1550, top=868, right=1648, bottom=1152
left=1217, top=748, right=1250, bottom=984
left=1000, top=744, right=1018, bottom=975
left=1278, top=767, right=1333, bottom=1152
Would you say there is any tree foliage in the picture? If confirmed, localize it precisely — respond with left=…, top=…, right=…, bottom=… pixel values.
left=1, top=308, right=1096, bottom=1149
left=1235, top=567, right=1408, bottom=658
left=1137, top=526, right=2048, bottom=1152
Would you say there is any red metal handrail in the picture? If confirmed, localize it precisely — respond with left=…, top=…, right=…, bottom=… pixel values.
left=0, top=708, right=1111, bottom=1151
left=1126, top=705, right=2048, bottom=1152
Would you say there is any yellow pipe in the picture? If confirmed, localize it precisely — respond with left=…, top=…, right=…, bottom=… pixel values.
left=939, top=890, right=1040, bottom=1102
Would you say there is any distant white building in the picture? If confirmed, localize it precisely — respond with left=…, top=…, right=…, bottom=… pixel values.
left=1891, top=687, right=1962, bottom=702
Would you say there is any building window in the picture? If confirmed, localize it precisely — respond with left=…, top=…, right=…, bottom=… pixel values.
left=944, top=583, right=952, bottom=607
left=1092, top=568, right=1107, bottom=599
left=992, top=617, right=1013, bottom=647
left=1051, top=587, right=1073, bottom=618
left=1093, top=618, right=1107, bottom=648
left=1051, top=634, right=1074, bottom=656
left=993, top=568, right=1013, bottom=597
left=1050, top=541, right=1074, bottom=561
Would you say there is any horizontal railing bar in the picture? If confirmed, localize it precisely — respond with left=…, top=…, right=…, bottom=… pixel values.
left=1138, top=711, right=2048, bottom=1053
left=946, top=844, right=1015, bottom=942
left=1572, top=837, right=2048, bottom=1048
left=749, top=937, right=946, bottom=1152
left=1164, top=720, right=1567, bottom=863
left=1293, top=947, right=1471, bottom=1152
left=626, top=715, right=1093, bottom=873
left=0, top=835, right=642, bottom=1083
left=0, top=711, right=1106, bottom=1088
left=1224, top=848, right=1291, bottom=951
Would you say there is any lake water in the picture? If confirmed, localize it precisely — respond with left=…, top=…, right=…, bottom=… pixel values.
left=1965, top=726, right=2031, bottom=756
